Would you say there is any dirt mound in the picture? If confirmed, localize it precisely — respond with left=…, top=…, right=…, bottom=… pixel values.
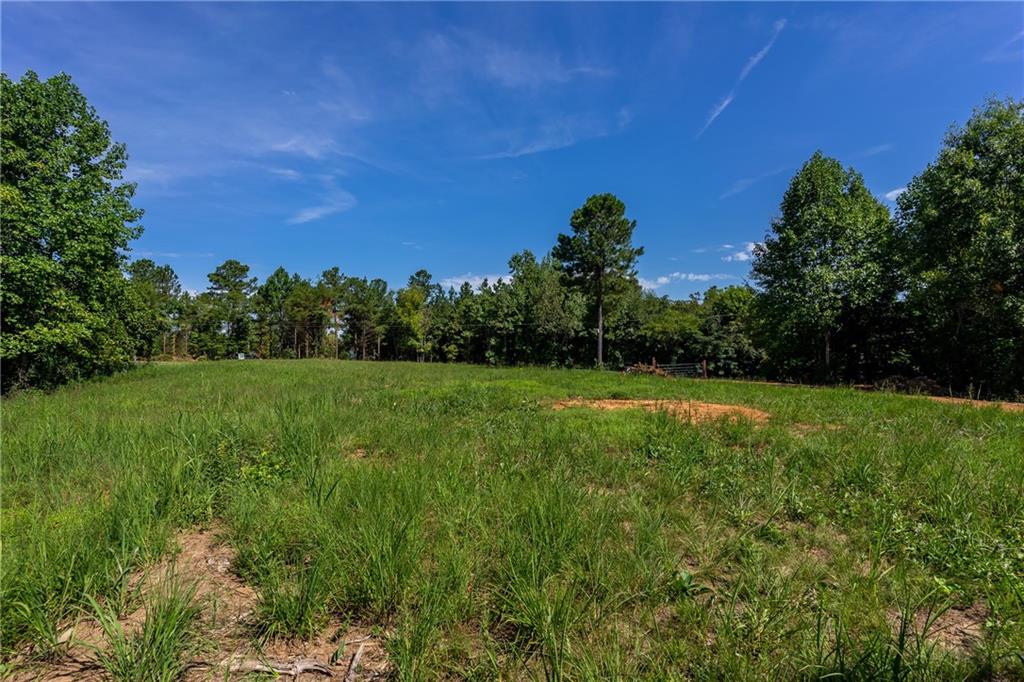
left=553, top=398, right=770, bottom=424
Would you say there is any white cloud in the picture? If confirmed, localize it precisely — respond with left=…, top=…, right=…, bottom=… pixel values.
left=481, top=109, right=632, bottom=159
left=480, top=42, right=614, bottom=89
left=697, top=94, right=734, bottom=138
left=135, top=250, right=214, bottom=259
left=721, top=242, right=758, bottom=262
left=287, top=187, right=357, bottom=224
left=858, top=143, right=893, bottom=158
left=271, top=135, right=336, bottom=160
left=268, top=168, right=302, bottom=180
left=698, top=19, right=786, bottom=137
left=738, top=19, right=787, bottom=82
left=983, top=29, right=1024, bottom=63
left=639, top=272, right=737, bottom=291
left=440, top=273, right=507, bottom=290
left=720, top=165, right=790, bottom=199
left=884, top=187, right=906, bottom=202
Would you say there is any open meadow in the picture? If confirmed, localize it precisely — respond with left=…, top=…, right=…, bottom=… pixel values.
left=2, top=361, right=1023, bottom=680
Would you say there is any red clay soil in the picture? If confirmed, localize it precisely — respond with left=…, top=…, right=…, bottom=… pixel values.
left=553, top=398, right=770, bottom=424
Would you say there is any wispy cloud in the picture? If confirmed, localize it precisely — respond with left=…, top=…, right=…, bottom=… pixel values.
left=134, top=250, right=215, bottom=259
left=440, top=272, right=507, bottom=289
left=738, top=19, right=787, bottom=82
left=270, top=135, right=337, bottom=160
left=721, top=242, right=758, bottom=262
left=639, top=272, right=737, bottom=291
left=287, top=180, right=357, bottom=225
left=480, top=42, right=614, bottom=89
left=983, top=29, right=1024, bottom=63
left=698, top=95, right=735, bottom=138
left=698, top=19, right=786, bottom=138
left=481, top=108, right=632, bottom=159
left=857, top=143, right=894, bottom=158
left=416, top=30, right=613, bottom=93
left=268, top=168, right=302, bottom=180
left=720, top=165, right=789, bottom=199
left=884, top=187, right=906, bottom=202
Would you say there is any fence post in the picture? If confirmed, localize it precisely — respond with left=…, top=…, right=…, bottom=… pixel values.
left=702, top=358, right=708, bottom=379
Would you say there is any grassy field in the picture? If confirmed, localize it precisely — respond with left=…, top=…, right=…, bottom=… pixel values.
left=2, top=360, right=1023, bottom=680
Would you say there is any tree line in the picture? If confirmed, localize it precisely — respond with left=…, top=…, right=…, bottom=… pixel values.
left=2, top=71, right=1021, bottom=398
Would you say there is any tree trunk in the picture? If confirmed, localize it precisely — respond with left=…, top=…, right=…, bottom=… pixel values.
left=824, top=329, right=832, bottom=381
left=596, top=276, right=604, bottom=367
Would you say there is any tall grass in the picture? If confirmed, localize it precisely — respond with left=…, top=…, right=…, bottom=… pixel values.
left=86, top=574, right=202, bottom=682
left=3, top=360, right=1022, bottom=679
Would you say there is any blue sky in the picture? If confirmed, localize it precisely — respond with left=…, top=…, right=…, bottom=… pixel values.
left=4, top=2, right=1022, bottom=295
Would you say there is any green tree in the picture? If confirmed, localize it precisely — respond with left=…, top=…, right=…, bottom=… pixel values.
left=507, top=250, right=585, bottom=365
left=699, top=286, right=763, bottom=377
left=253, top=267, right=296, bottom=358
left=206, top=259, right=256, bottom=357
left=284, top=278, right=326, bottom=358
left=342, top=277, right=392, bottom=360
left=553, top=193, right=644, bottom=366
left=1, top=71, right=145, bottom=391
left=395, top=270, right=434, bottom=361
left=896, top=97, right=1024, bottom=397
left=318, top=267, right=347, bottom=358
left=751, top=152, right=894, bottom=382
left=126, top=259, right=182, bottom=358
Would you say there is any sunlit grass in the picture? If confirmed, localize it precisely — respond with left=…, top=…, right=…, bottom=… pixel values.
left=2, top=360, right=1022, bottom=679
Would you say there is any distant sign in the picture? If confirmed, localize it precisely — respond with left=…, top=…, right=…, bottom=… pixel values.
left=238, top=353, right=245, bottom=360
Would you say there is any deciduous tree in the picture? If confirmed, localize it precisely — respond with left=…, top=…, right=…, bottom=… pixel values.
left=751, top=152, right=894, bottom=382
left=896, top=97, right=1024, bottom=396
left=1, top=71, right=145, bottom=391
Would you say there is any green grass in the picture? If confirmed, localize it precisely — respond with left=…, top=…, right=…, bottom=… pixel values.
left=86, top=574, right=202, bottom=682
left=2, top=360, right=1023, bottom=679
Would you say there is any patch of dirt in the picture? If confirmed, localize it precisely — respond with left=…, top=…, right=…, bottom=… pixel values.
left=248, top=622, right=390, bottom=681
left=806, top=547, right=832, bottom=564
left=889, top=602, right=989, bottom=654
left=926, top=603, right=989, bottom=653
left=925, top=396, right=1024, bottom=413
left=791, top=422, right=843, bottom=436
left=10, top=526, right=390, bottom=681
left=552, top=398, right=770, bottom=425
